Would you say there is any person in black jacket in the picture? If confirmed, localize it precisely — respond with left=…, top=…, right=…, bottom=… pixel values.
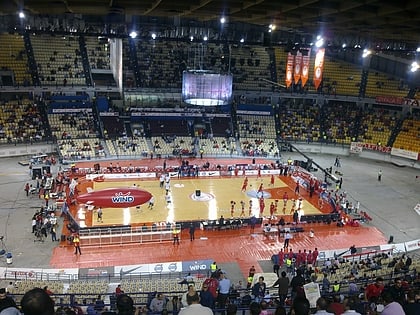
left=290, top=270, right=305, bottom=300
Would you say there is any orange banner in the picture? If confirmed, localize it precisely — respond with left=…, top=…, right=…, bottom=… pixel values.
left=301, top=48, right=311, bottom=87
left=313, top=48, right=325, bottom=90
left=294, top=51, right=302, bottom=84
left=285, top=52, right=294, bottom=88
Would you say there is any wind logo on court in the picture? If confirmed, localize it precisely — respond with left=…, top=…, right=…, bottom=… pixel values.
left=112, top=192, right=134, bottom=203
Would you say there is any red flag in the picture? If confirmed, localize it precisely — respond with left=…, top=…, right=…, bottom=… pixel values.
left=313, top=48, right=325, bottom=90
left=301, top=48, right=311, bottom=87
left=294, top=51, right=302, bottom=84
left=285, top=52, right=294, bottom=88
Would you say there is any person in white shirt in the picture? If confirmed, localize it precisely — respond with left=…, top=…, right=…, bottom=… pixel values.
left=179, top=292, right=213, bottom=315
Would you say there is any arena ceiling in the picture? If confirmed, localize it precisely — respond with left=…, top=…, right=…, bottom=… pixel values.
left=3, top=0, right=420, bottom=48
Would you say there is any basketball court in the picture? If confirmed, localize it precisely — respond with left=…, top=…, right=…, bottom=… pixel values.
left=48, top=157, right=389, bottom=277
left=75, top=175, right=320, bottom=227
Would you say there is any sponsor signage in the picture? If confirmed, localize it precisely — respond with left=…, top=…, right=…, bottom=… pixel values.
left=404, top=239, right=420, bottom=252
left=52, top=108, right=92, bottom=113
left=76, top=187, right=152, bottom=208
left=198, top=171, right=220, bottom=177
left=375, top=96, right=420, bottom=107
left=80, top=267, right=114, bottom=278
left=361, top=143, right=391, bottom=153
left=86, top=173, right=156, bottom=180
left=390, top=148, right=419, bottom=160
left=350, top=142, right=363, bottom=154
left=182, top=259, right=213, bottom=272
left=150, top=262, right=180, bottom=274
left=236, top=110, right=271, bottom=116
left=99, top=112, right=119, bottom=116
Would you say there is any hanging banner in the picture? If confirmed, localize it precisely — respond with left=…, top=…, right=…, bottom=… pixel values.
left=294, top=51, right=303, bottom=84
left=285, top=52, right=294, bottom=88
left=301, top=48, right=311, bottom=87
left=313, top=48, right=325, bottom=90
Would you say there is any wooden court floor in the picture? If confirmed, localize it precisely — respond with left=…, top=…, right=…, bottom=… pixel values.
left=50, top=158, right=388, bottom=276
left=77, top=175, right=322, bottom=227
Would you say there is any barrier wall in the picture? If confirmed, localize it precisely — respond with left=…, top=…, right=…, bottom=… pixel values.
left=0, top=143, right=54, bottom=158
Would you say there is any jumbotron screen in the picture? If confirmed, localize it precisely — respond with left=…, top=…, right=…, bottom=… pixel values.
left=182, top=70, right=233, bottom=106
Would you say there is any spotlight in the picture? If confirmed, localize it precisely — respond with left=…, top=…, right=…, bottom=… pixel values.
left=129, top=31, right=137, bottom=39
left=18, top=11, right=25, bottom=19
left=151, top=33, right=156, bottom=40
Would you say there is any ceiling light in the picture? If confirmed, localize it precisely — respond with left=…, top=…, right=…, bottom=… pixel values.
left=410, top=61, right=419, bottom=72
left=362, top=49, right=371, bottom=58
left=151, top=33, right=156, bottom=40
left=203, top=36, right=208, bottom=41
left=240, top=38, right=244, bottom=43
left=129, top=31, right=137, bottom=39
left=220, top=17, right=226, bottom=24
left=18, top=12, right=25, bottom=19
left=315, top=37, right=324, bottom=48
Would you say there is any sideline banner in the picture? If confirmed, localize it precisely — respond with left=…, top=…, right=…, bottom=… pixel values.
left=350, top=142, right=363, bottom=154
left=390, top=147, right=419, bottom=160
left=404, top=239, right=420, bottom=252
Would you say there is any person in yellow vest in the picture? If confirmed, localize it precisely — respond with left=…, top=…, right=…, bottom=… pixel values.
left=44, top=193, right=49, bottom=207
left=73, top=234, right=81, bottom=255
left=172, top=227, right=180, bottom=245
left=332, top=281, right=340, bottom=293
left=285, top=257, right=293, bottom=273
left=210, top=261, right=218, bottom=274
left=246, top=275, right=254, bottom=289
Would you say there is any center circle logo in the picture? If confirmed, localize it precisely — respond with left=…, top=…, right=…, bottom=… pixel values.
left=190, top=192, right=214, bottom=201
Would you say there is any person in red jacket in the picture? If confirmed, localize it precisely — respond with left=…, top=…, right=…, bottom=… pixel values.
left=365, top=277, right=384, bottom=302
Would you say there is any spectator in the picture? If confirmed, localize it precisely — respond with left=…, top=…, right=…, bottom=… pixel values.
left=20, top=288, right=55, bottom=315
left=342, top=296, right=362, bottom=315
left=381, top=291, right=405, bottom=315
left=149, top=293, right=166, bottom=313
left=179, top=293, right=212, bottom=315
left=327, top=295, right=344, bottom=315
left=115, top=284, right=124, bottom=296
left=116, top=294, right=136, bottom=315
left=364, top=277, right=384, bottom=302
left=403, top=290, right=420, bottom=315
left=290, top=297, right=311, bottom=315
left=314, top=297, right=334, bottom=315
left=166, top=296, right=182, bottom=315
left=388, top=278, right=405, bottom=305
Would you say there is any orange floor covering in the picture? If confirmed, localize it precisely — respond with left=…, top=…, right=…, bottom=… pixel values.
left=50, top=157, right=388, bottom=277
left=51, top=219, right=387, bottom=277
